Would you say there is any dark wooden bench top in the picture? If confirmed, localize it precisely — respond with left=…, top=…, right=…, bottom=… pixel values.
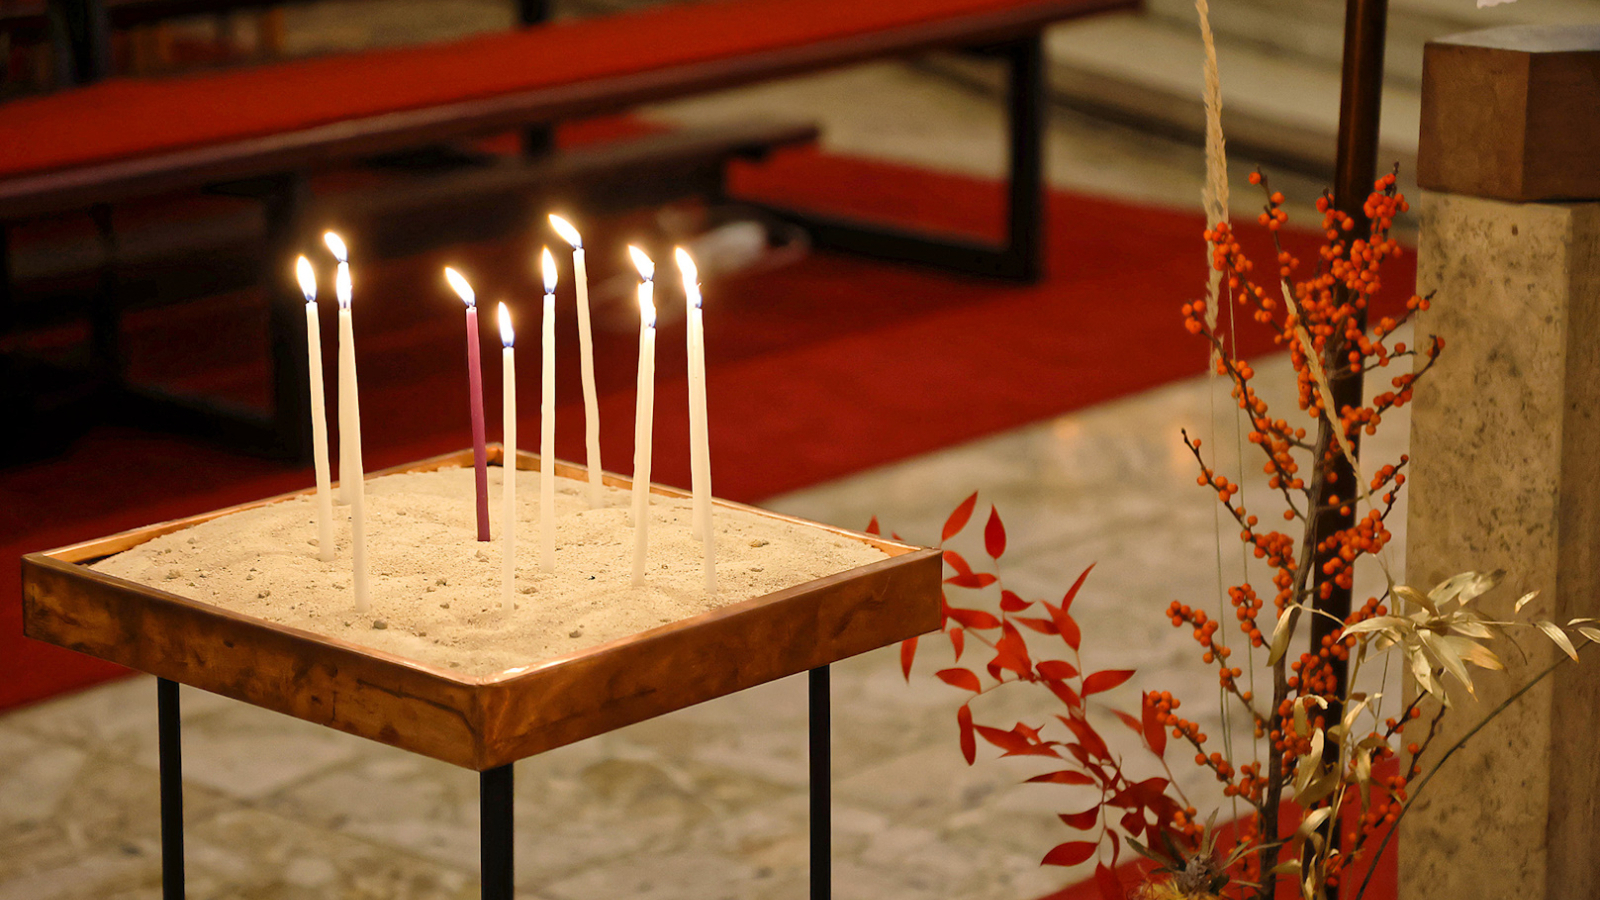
left=0, top=0, right=1133, bottom=219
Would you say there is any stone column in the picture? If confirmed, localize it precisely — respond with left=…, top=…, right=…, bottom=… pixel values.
left=1403, top=25, right=1600, bottom=900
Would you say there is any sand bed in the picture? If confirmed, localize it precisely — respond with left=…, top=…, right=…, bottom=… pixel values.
left=94, top=466, right=888, bottom=676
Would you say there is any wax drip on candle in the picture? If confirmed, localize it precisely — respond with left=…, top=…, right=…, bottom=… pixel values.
left=498, top=301, right=516, bottom=611
left=627, top=246, right=656, bottom=587
left=549, top=213, right=605, bottom=509
left=539, top=247, right=557, bottom=573
left=676, top=247, right=717, bottom=595
left=297, top=257, right=335, bottom=563
left=445, top=266, right=492, bottom=541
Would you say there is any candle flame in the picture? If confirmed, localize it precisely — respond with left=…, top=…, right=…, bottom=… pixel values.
left=323, top=231, right=348, bottom=263
left=541, top=247, right=557, bottom=294
left=548, top=214, right=582, bottom=249
left=627, top=245, right=654, bottom=282
left=296, top=255, right=317, bottom=303
left=674, top=247, right=701, bottom=309
left=498, top=302, right=514, bottom=347
left=444, top=266, right=475, bottom=307
left=335, top=262, right=352, bottom=309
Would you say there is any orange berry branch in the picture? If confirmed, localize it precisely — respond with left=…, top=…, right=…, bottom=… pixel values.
left=898, top=169, right=1599, bottom=900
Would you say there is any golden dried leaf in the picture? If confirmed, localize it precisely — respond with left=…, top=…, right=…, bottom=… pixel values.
left=1514, top=590, right=1540, bottom=614
left=1456, top=570, right=1504, bottom=607
left=1427, top=572, right=1477, bottom=609
left=1269, top=605, right=1296, bottom=667
left=1419, top=629, right=1475, bottom=696
left=1295, top=807, right=1333, bottom=840
left=1393, top=585, right=1437, bottom=615
left=1578, top=626, right=1600, bottom=645
left=1535, top=619, right=1580, bottom=661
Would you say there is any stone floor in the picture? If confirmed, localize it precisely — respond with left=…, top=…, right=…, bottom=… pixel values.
left=2, top=4, right=1417, bottom=898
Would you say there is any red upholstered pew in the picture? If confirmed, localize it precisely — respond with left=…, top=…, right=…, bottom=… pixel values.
left=0, top=0, right=1135, bottom=460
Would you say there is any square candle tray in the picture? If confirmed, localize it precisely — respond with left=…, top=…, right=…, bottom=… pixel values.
left=22, top=447, right=941, bottom=771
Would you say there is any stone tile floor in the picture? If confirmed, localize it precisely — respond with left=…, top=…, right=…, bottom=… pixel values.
left=3, top=5, right=1414, bottom=898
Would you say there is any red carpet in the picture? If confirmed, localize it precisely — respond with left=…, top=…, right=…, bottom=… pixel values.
left=1, top=128, right=1414, bottom=723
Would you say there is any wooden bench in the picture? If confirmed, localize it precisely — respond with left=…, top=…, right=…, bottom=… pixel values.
left=0, top=0, right=1136, bottom=462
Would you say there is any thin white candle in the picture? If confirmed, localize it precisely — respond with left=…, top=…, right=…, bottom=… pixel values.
left=499, top=302, right=516, bottom=611
left=628, top=246, right=656, bottom=586
left=325, top=232, right=354, bottom=506
left=539, top=248, right=558, bottom=573
left=297, top=257, right=335, bottom=563
left=676, top=248, right=716, bottom=595
left=334, top=262, right=369, bottom=612
left=550, top=215, right=604, bottom=507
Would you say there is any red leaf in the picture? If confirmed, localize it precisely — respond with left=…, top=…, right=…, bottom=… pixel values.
left=1045, top=602, right=1082, bottom=650
left=984, top=506, right=1007, bottom=559
left=1059, top=808, right=1100, bottom=830
left=957, top=703, right=976, bottom=765
left=900, top=636, right=917, bottom=682
left=1016, top=615, right=1060, bottom=635
left=1063, top=564, right=1096, bottom=613
left=946, top=607, right=1001, bottom=630
left=1109, top=777, right=1171, bottom=810
left=1141, top=692, right=1167, bottom=757
left=1036, top=659, right=1079, bottom=681
left=1082, top=670, right=1135, bottom=697
left=1043, top=841, right=1098, bottom=867
left=943, top=550, right=973, bottom=578
left=992, top=620, right=1032, bottom=676
left=1046, top=678, right=1083, bottom=710
left=943, top=492, right=979, bottom=542
left=1000, top=590, right=1030, bottom=612
left=1119, top=810, right=1146, bottom=838
left=936, top=667, right=982, bottom=692
left=950, top=627, right=965, bottom=662
left=866, top=516, right=881, bottom=536
left=1095, top=862, right=1125, bottom=900
left=975, top=724, right=1033, bottom=755
left=1060, top=715, right=1110, bottom=761
left=945, top=571, right=999, bottom=589
left=1112, top=709, right=1143, bottom=734
left=1027, top=770, right=1096, bottom=787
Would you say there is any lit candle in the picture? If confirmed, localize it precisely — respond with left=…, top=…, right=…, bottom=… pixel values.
left=324, top=232, right=354, bottom=505
left=334, top=262, right=369, bottom=612
left=628, top=246, right=656, bottom=587
left=499, top=302, right=516, bottom=611
left=549, top=214, right=604, bottom=507
left=676, top=248, right=716, bottom=595
left=445, top=267, right=492, bottom=542
left=539, top=248, right=558, bottom=574
left=296, top=256, right=335, bottom=563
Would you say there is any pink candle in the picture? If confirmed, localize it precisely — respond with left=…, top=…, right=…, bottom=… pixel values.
left=446, top=267, right=492, bottom=542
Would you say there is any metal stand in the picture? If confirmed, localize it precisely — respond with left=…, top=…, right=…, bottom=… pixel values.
left=151, top=667, right=835, bottom=899
left=480, top=764, right=515, bottom=900
left=810, top=664, right=831, bottom=900
left=157, top=678, right=185, bottom=900
left=758, top=34, right=1046, bottom=283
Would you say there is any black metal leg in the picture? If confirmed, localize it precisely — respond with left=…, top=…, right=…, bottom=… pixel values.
left=45, top=0, right=110, bottom=84
left=157, top=678, right=185, bottom=900
left=515, top=0, right=554, bottom=157
left=809, top=665, right=830, bottom=900
left=480, top=764, right=514, bottom=900
left=1004, top=32, right=1046, bottom=282
left=754, top=33, right=1046, bottom=282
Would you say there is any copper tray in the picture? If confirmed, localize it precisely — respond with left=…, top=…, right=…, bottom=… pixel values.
left=22, top=447, right=940, bottom=770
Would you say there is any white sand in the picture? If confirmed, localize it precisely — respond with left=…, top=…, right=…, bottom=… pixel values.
left=93, top=467, right=888, bottom=677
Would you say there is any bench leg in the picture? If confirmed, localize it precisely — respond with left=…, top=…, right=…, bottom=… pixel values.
left=516, top=0, right=556, bottom=157
left=481, top=764, right=515, bottom=900
left=755, top=34, right=1046, bottom=283
left=45, top=0, right=111, bottom=83
left=158, top=678, right=185, bottom=900
left=810, top=664, right=831, bottom=900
